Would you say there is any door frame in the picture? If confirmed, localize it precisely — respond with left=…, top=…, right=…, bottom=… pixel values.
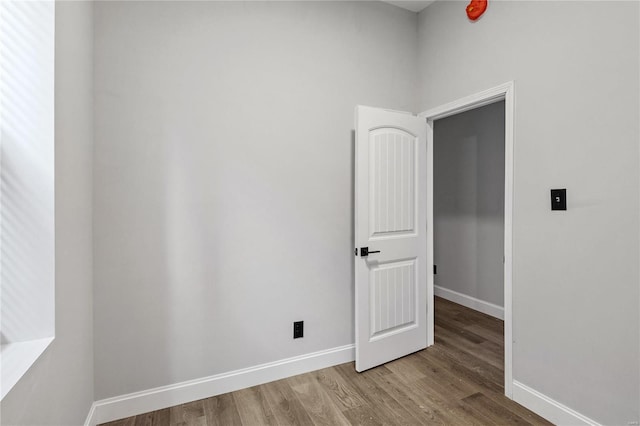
left=418, top=81, right=515, bottom=398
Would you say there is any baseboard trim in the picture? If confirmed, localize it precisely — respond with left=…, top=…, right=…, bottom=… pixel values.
left=84, top=402, right=97, bottom=426
left=512, top=381, right=601, bottom=425
left=434, top=285, right=504, bottom=320
left=85, top=344, right=355, bottom=426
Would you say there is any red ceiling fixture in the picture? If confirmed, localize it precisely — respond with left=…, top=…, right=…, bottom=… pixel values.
left=466, top=0, right=487, bottom=20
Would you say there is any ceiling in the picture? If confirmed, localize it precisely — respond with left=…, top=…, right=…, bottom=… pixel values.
left=381, top=1, right=435, bottom=13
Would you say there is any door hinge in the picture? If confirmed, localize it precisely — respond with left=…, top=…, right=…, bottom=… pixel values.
left=434, top=264, right=437, bottom=275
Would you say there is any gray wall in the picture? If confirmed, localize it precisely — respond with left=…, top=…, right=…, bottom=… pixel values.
left=93, top=1, right=418, bottom=399
left=419, top=2, right=639, bottom=424
left=0, top=1, right=95, bottom=424
left=434, top=101, right=505, bottom=307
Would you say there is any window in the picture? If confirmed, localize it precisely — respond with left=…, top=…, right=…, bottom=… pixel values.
left=0, top=0, right=55, bottom=400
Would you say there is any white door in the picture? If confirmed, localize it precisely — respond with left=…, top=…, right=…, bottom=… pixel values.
left=354, top=106, right=428, bottom=372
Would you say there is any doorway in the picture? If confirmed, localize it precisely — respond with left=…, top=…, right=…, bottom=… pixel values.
left=353, top=82, right=514, bottom=397
left=433, top=101, right=505, bottom=319
left=433, top=101, right=506, bottom=394
left=420, top=82, right=515, bottom=397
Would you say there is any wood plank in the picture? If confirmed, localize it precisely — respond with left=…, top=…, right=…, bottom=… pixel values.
left=382, top=353, right=427, bottom=384
left=169, top=400, right=205, bottom=426
left=133, top=408, right=170, bottom=426
left=418, top=344, right=504, bottom=392
left=436, top=297, right=503, bottom=334
left=435, top=315, right=489, bottom=344
left=435, top=324, right=503, bottom=370
left=464, top=322, right=504, bottom=345
left=472, top=389, right=552, bottom=425
left=334, top=363, right=425, bottom=426
left=133, top=412, right=153, bottom=426
left=289, top=377, right=351, bottom=426
left=462, top=392, right=533, bottom=425
left=203, top=392, right=242, bottom=426
left=101, top=418, right=136, bottom=426
left=403, top=349, right=481, bottom=399
left=341, top=406, right=385, bottom=426
left=232, top=385, right=276, bottom=426
left=422, top=342, right=504, bottom=394
left=260, top=379, right=314, bottom=426
left=312, top=366, right=368, bottom=411
left=370, top=366, right=470, bottom=425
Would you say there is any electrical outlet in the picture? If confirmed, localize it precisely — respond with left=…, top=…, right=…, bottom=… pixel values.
left=293, top=321, right=304, bottom=339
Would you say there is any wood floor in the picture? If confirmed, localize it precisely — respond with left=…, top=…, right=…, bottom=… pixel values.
left=101, top=297, right=551, bottom=426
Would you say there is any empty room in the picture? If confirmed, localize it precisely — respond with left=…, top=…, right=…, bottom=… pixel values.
left=1, top=1, right=638, bottom=425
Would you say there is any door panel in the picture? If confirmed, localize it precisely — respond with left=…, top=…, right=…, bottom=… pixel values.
left=370, top=259, right=416, bottom=338
left=355, top=106, right=427, bottom=372
left=369, top=129, right=416, bottom=237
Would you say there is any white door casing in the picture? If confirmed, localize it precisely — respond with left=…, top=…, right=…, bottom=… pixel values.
left=418, top=81, right=514, bottom=397
left=354, top=106, right=428, bottom=372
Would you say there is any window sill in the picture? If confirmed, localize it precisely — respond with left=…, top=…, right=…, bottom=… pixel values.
left=0, top=337, right=54, bottom=400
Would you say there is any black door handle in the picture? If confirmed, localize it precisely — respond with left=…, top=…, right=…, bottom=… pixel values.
left=360, top=247, right=381, bottom=257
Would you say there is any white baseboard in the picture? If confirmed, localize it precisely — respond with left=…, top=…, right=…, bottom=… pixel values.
left=434, top=285, right=504, bottom=320
left=85, top=344, right=355, bottom=426
left=512, top=381, right=601, bottom=426
left=84, top=403, right=97, bottom=426
left=81, top=344, right=605, bottom=426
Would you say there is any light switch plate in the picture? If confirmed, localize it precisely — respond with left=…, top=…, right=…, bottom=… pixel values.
left=551, top=189, right=567, bottom=210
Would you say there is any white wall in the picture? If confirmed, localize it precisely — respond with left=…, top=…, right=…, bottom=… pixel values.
left=0, top=1, right=94, bottom=424
left=93, top=0, right=418, bottom=399
left=434, top=101, right=504, bottom=308
left=419, top=2, right=639, bottom=424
